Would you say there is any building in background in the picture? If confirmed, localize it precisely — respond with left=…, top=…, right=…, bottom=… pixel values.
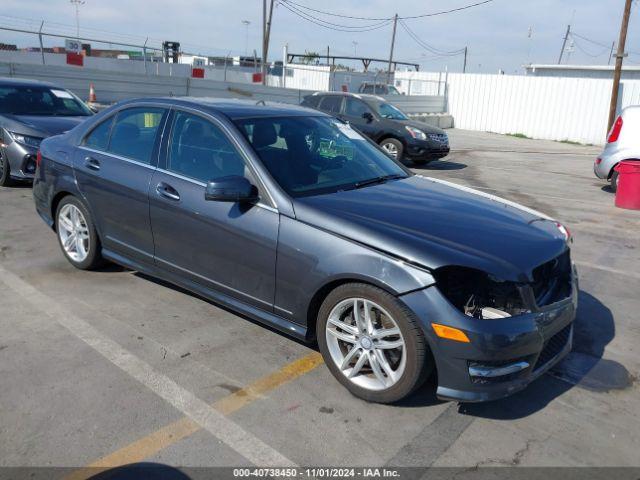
left=524, top=64, right=640, bottom=80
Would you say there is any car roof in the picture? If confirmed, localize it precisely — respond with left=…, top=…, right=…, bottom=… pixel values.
left=309, top=91, right=385, bottom=102
left=117, top=96, right=326, bottom=120
left=0, top=77, right=58, bottom=88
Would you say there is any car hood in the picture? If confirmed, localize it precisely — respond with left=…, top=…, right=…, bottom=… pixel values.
left=1, top=114, right=87, bottom=138
left=395, top=119, right=445, bottom=135
left=293, top=175, right=568, bottom=282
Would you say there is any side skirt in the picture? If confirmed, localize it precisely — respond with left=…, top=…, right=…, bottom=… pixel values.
left=101, top=248, right=309, bottom=342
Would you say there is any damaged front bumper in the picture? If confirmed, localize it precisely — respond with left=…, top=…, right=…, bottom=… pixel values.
left=400, top=264, right=578, bottom=403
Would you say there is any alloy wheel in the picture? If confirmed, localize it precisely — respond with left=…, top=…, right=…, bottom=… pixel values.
left=58, top=204, right=90, bottom=262
left=381, top=142, right=399, bottom=159
left=325, top=298, right=406, bottom=391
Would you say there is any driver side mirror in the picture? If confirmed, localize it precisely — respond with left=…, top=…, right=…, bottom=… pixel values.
left=204, top=176, right=259, bottom=203
left=362, top=112, right=374, bottom=123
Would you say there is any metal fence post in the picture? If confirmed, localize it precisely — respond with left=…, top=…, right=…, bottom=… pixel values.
left=38, top=21, right=45, bottom=65
left=143, top=37, right=148, bottom=75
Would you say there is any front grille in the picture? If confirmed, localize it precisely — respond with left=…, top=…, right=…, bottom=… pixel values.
left=531, top=250, right=572, bottom=307
left=428, top=133, right=449, bottom=144
left=534, top=324, right=572, bottom=371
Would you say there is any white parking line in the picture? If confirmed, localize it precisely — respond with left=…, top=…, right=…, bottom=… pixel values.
left=0, top=265, right=295, bottom=467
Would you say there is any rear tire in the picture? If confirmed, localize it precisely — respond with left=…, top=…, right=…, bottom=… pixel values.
left=610, top=171, right=619, bottom=193
left=55, top=196, right=104, bottom=270
left=0, top=153, right=13, bottom=187
left=317, top=283, right=433, bottom=404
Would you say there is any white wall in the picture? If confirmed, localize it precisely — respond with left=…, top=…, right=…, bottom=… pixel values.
left=397, top=70, right=640, bottom=145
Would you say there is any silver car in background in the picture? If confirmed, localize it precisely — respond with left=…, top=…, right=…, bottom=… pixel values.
left=594, top=105, right=640, bottom=192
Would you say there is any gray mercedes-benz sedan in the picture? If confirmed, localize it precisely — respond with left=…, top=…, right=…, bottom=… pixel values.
left=33, top=97, right=577, bottom=404
left=0, top=77, right=93, bottom=186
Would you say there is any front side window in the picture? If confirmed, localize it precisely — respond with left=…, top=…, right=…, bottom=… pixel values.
left=0, top=86, right=92, bottom=116
left=168, top=111, right=247, bottom=183
left=344, top=97, right=373, bottom=118
left=108, top=107, right=165, bottom=164
left=83, top=116, right=114, bottom=151
left=235, top=116, right=409, bottom=198
left=319, top=96, right=342, bottom=114
left=376, top=102, right=408, bottom=120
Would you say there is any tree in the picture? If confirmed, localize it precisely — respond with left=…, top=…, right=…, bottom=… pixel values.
left=301, top=50, right=320, bottom=65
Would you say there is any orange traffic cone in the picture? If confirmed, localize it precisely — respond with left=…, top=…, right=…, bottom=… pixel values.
left=89, top=83, right=97, bottom=103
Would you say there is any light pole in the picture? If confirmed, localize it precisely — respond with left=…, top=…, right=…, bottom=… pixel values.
left=241, top=20, right=251, bottom=56
left=352, top=41, right=358, bottom=57
left=70, top=0, right=85, bottom=41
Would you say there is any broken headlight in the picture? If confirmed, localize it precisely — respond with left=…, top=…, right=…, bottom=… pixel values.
left=434, top=266, right=530, bottom=319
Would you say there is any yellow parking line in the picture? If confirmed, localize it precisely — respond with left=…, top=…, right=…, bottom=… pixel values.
left=65, top=352, right=324, bottom=480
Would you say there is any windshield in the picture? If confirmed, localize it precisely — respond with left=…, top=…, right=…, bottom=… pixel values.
left=0, top=86, right=93, bottom=116
left=376, top=102, right=408, bottom=120
left=235, top=116, right=410, bottom=198
left=387, top=86, right=401, bottom=95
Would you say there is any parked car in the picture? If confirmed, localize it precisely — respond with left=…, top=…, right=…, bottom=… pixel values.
left=34, top=98, right=577, bottom=404
left=301, top=92, right=449, bottom=164
left=358, top=83, right=402, bottom=95
left=594, top=105, right=640, bottom=192
left=0, top=78, right=94, bottom=186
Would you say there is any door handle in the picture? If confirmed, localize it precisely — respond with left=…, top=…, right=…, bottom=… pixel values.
left=85, top=156, right=100, bottom=171
left=156, top=182, right=180, bottom=201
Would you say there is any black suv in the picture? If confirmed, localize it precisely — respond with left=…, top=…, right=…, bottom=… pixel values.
left=301, top=92, right=449, bottom=164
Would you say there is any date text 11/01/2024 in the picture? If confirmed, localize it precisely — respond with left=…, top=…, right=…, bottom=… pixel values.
left=232, top=468, right=400, bottom=477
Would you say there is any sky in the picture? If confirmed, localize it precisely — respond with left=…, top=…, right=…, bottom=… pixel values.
left=2, top=0, right=640, bottom=74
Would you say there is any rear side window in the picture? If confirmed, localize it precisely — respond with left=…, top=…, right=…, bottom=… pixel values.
left=361, top=85, right=374, bottom=94
left=83, top=116, right=114, bottom=150
left=301, top=95, right=321, bottom=108
left=319, top=96, right=342, bottom=114
left=108, top=107, right=166, bottom=164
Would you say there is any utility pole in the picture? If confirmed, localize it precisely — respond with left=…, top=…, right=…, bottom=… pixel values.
left=608, top=41, right=616, bottom=66
left=463, top=46, right=468, bottom=73
left=608, top=0, right=633, bottom=131
left=242, top=20, right=251, bottom=56
left=387, top=13, right=398, bottom=83
left=262, top=0, right=275, bottom=85
left=326, top=45, right=330, bottom=66
left=70, top=0, right=85, bottom=41
left=557, top=24, right=571, bottom=64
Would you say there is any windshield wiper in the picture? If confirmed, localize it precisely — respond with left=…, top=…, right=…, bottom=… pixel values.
left=353, top=174, right=406, bottom=189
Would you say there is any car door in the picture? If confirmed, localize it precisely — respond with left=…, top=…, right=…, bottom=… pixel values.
left=149, top=109, right=279, bottom=311
left=75, top=105, right=168, bottom=264
left=341, top=96, right=379, bottom=139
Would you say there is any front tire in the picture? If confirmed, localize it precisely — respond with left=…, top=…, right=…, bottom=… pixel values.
left=55, top=196, right=104, bottom=270
left=0, top=153, right=13, bottom=187
left=317, top=283, right=433, bottom=403
left=379, top=138, right=404, bottom=161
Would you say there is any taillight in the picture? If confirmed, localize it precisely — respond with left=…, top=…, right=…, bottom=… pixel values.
left=36, top=150, right=42, bottom=168
left=607, top=116, right=623, bottom=143
left=595, top=157, right=602, bottom=165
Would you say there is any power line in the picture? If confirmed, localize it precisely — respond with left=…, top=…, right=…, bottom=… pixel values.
left=278, top=2, right=392, bottom=32
left=570, top=36, right=610, bottom=58
left=280, top=0, right=494, bottom=20
left=399, top=19, right=465, bottom=56
left=571, top=30, right=640, bottom=57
